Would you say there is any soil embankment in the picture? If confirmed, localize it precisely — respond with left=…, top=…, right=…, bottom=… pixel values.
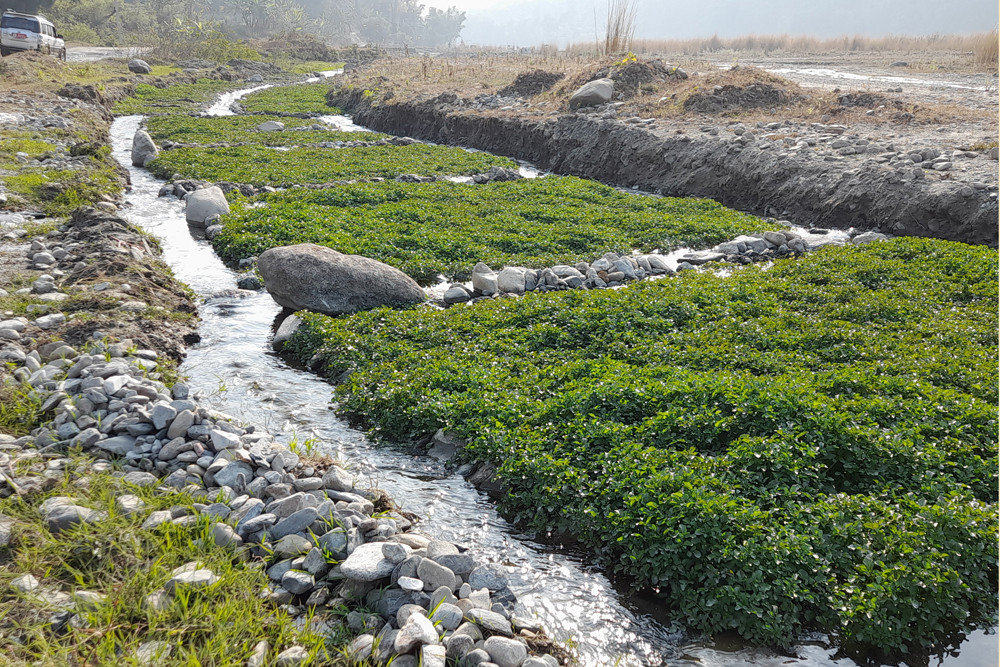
left=328, top=75, right=997, bottom=247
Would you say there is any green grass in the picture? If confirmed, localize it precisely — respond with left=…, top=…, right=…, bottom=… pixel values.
left=3, top=163, right=121, bottom=216
left=0, top=382, right=44, bottom=436
left=148, top=65, right=184, bottom=77
left=144, top=114, right=387, bottom=147
left=0, top=136, right=57, bottom=167
left=112, top=80, right=245, bottom=116
left=213, top=177, right=774, bottom=283
left=282, top=61, right=346, bottom=75
left=284, top=237, right=999, bottom=655
left=147, top=144, right=517, bottom=188
left=240, top=82, right=342, bottom=115
left=0, top=459, right=351, bottom=666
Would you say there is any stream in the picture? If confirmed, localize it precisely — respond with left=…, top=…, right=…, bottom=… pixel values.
left=109, top=81, right=997, bottom=666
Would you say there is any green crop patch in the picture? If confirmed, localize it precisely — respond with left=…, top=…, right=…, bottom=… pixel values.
left=284, top=238, right=999, bottom=654
left=240, top=82, right=342, bottom=115
left=145, top=114, right=387, bottom=147
left=147, top=144, right=517, bottom=188
left=113, top=80, right=245, bottom=116
left=212, top=177, right=772, bottom=282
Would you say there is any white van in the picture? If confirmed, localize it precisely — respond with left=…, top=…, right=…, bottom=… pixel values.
left=1, top=10, right=66, bottom=60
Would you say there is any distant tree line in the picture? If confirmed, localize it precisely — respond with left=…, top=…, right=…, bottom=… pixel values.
left=7, top=0, right=465, bottom=48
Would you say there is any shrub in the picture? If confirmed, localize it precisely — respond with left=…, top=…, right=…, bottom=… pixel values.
left=283, top=238, right=999, bottom=653
left=213, top=177, right=773, bottom=282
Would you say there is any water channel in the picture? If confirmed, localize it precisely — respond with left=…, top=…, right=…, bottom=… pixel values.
left=108, top=79, right=997, bottom=667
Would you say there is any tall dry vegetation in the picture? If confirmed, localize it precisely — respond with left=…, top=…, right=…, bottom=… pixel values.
left=604, top=0, right=638, bottom=55
left=974, top=29, right=999, bottom=66
left=566, top=31, right=999, bottom=59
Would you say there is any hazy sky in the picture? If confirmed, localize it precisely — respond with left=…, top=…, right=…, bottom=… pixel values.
left=423, top=0, right=998, bottom=46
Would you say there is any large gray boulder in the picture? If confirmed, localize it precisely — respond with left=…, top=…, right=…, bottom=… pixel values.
left=131, top=130, right=158, bottom=167
left=128, top=58, right=152, bottom=74
left=257, top=244, right=425, bottom=315
left=569, top=78, right=614, bottom=109
left=185, top=186, right=230, bottom=227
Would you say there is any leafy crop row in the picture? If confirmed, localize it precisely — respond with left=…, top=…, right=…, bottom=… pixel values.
left=112, top=80, right=244, bottom=116
left=146, top=144, right=517, bottom=188
left=212, top=177, right=773, bottom=282
left=240, top=82, right=341, bottom=115
left=284, top=238, right=999, bottom=654
left=144, top=114, right=387, bottom=147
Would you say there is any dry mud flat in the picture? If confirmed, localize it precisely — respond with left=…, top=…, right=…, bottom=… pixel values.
left=330, top=54, right=998, bottom=246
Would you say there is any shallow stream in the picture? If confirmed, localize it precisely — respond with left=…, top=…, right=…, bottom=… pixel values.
left=109, top=81, right=996, bottom=667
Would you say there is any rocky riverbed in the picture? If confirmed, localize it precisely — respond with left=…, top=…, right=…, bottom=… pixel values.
left=0, top=311, right=565, bottom=666
left=0, top=56, right=570, bottom=667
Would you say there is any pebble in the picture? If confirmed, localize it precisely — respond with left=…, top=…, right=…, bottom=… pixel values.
left=468, top=564, right=508, bottom=591
left=341, top=542, right=397, bottom=581
left=394, top=612, right=439, bottom=653
left=466, top=608, right=514, bottom=636
left=12, top=573, right=40, bottom=593
left=274, top=646, right=309, bottom=666
left=484, top=636, right=528, bottom=667
left=164, top=568, right=220, bottom=593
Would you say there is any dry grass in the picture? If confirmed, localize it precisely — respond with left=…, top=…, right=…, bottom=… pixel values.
left=974, top=30, right=999, bottom=66
left=340, top=54, right=988, bottom=128
left=568, top=31, right=997, bottom=57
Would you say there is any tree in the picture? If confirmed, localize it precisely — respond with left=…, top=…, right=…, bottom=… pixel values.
left=422, top=6, right=464, bottom=47
left=5, top=1, right=56, bottom=14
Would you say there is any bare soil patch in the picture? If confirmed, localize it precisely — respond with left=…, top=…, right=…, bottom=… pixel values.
left=497, top=69, right=565, bottom=97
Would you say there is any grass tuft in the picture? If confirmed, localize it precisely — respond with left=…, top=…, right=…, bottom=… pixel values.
left=0, top=461, right=349, bottom=666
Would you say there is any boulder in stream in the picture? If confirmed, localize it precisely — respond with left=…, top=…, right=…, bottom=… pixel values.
left=131, top=130, right=158, bottom=167
left=257, top=243, right=425, bottom=315
left=185, top=186, right=230, bottom=227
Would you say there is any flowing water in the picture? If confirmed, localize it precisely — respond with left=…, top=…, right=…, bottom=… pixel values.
left=109, top=81, right=997, bottom=666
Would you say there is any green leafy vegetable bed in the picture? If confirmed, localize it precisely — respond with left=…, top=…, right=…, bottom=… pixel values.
left=239, top=82, right=341, bottom=115
left=144, top=114, right=387, bottom=147
left=285, top=238, right=999, bottom=653
left=146, top=144, right=517, bottom=188
left=212, top=177, right=773, bottom=283
left=112, top=80, right=244, bottom=116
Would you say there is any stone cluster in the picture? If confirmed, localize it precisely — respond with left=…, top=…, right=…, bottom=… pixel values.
left=0, top=340, right=559, bottom=667
left=439, top=226, right=884, bottom=306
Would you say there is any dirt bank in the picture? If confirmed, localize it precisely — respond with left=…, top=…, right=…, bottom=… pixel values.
left=328, top=59, right=998, bottom=247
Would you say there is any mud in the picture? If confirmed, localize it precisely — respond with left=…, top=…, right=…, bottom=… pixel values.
left=328, top=86, right=997, bottom=246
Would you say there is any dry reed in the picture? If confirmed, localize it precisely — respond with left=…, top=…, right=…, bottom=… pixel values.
left=973, top=29, right=998, bottom=66
left=604, top=0, right=638, bottom=56
left=564, top=31, right=998, bottom=58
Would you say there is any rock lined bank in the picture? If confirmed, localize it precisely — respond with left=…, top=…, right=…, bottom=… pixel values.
left=326, top=86, right=997, bottom=247
left=437, top=227, right=874, bottom=305
left=0, top=232, right=568, bottom=667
